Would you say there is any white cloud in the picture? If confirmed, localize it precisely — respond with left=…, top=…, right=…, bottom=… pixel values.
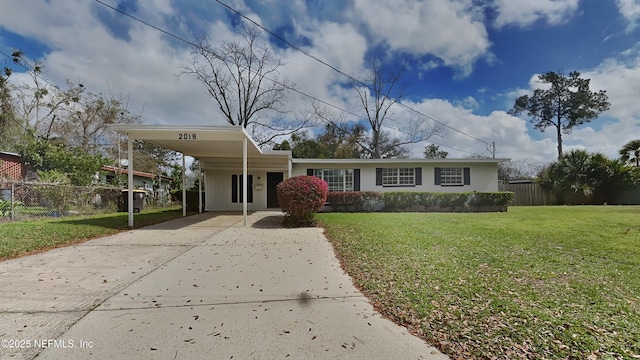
left=569, top=117, right=640, bottom=159
left=616, top=0, right=640, bottom=26
left=391, top=99, right=556, bottom=161
left=582, top=49, right=640, bottom=121
left=350, top=0, right=491, bottom=75
left=492, top=0, right=580, bottom=28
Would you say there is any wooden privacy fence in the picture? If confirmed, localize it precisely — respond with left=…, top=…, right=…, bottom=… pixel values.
left=499, top=182, right=552, bottom=206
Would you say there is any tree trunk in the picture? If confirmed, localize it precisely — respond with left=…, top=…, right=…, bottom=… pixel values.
left=556, top=123, right=563, bottom=160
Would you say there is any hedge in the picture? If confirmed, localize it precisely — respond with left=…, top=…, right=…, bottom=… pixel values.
left=322, top=191, right=514, bottom=213
left=325, top=191, right=384, bottom=212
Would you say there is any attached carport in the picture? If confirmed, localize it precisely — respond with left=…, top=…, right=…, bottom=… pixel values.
left=112, top=125, right=291, bottom=227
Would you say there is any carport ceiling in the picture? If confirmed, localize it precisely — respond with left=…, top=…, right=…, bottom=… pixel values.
left=112, top=125, right=266, bottom=158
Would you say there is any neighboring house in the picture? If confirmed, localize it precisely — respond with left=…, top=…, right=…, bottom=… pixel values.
left=112, top=125, right=508, bottom=214
left=0, top=151, right=24, bottom=180
left=99, top=166, right=173, bottom=197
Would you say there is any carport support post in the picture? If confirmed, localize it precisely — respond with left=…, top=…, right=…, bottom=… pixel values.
left=182, top=153, right=186, bottom=217
left=198, top=159, right=202, bottom=213
left=243, top=137, right=247, bottom=226
left=127, top=136, right=134, bottom=227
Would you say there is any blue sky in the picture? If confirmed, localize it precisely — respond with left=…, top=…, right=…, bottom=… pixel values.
left=1, top=0, right=640, bottom=166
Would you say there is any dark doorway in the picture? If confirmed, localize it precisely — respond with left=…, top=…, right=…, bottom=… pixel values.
left=266, top=172, right=283, bottom=208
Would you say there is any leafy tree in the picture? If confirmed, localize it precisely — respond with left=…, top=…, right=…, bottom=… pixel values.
left=17, top=136, right=104, bottom=186
left=619, top=139, right=640, bottom=167
left=509, top=71, right=610, bottom=159
left=288, top=132, right=330, bottom=159
left=183, top=24, right=311, bottom=146
left=272, top=140, right=291, bottom=151
left=423, top=144, right=448, bottom=159
left=188, top=159, right=204, bottom=191
left=281, top=124, right=366, bottom=159
left=169, top=163, right=184, bottom=191
left=132, top=141, right=179, bottom=176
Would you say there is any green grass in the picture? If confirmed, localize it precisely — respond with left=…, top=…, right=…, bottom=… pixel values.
left=318, top=206, right=640, bottom=359
left=0, top=207, right=185, bottom=260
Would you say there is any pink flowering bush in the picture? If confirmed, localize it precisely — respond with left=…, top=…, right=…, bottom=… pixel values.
left=277, top=175, right=328, bottom=225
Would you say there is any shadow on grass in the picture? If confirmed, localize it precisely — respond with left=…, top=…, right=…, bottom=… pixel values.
left=56, top=209, right=190, bottom=230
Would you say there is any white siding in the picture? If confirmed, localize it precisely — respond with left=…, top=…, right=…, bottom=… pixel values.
left=292, top=162, right=499, bottom=192
left=205, top=170, right=270, bottom=211
left=204, top=160, right=501, bottom=210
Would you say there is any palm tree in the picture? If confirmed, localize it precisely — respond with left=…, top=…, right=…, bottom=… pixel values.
left=619, top=139, right=640, bottom=167
left=539, top=149, right=639, bottom=204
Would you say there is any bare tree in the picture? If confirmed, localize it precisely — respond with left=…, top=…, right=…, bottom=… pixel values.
left=57, top=92, right=142, bottom=153
left=316, top=60, right=443, bottom=158
left=182, top=25, right=310, bottom=146
left=9, top=51, right=84, bottom=140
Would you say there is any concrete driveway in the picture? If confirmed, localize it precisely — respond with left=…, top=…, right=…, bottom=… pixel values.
left=0, top=211, right=447, bottom=359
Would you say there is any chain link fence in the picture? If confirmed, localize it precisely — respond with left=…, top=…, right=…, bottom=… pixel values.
left=0, top=180, right=175, bottom=223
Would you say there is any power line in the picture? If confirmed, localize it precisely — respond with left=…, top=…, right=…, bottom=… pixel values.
left=0, top=49, right=60, bottom=91
left=212, top=0, right=490, bottom=146
left=93, top=0, right=201, bottom=49
left=0, top=50, right=47, bottom=135
left=93, top=0, right=489, bottom=153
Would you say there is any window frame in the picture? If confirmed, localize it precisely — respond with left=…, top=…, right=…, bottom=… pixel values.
left=312, top=168, right=354, bottom=192
left=381, top=167, right=415, bottom=187
left=439, top=167, right=463, bottom=186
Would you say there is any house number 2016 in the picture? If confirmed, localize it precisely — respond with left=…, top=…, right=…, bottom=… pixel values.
left=178, top=133, right=197, bottom=140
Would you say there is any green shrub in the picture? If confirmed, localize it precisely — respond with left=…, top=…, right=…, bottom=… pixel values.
left=468, top=191, right=515, bottom=206
left=0, top=199, right=22, bottom=217
left=382, top=191, right=514, bottom=212
left=326, top=191, right=384, bottom=212
left=277, top=175, right=328, bottom=225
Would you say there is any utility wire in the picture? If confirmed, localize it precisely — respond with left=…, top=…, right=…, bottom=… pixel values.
left=0, top=50, right=48, bottom=135
left=0, top=49, right=61, bottom=91
left=93, top=0, right=200, bottom=48
left=213, top=0, right=490, bottom=146
left=93, top=0, right=489, bottom=154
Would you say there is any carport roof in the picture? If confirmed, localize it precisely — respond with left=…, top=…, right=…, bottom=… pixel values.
left=111, top=125, right=291, bottom=161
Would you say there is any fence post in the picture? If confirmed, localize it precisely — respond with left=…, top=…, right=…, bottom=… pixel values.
left=10, top=182, right=15, bottom=221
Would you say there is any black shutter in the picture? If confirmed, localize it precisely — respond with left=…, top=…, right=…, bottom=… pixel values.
left=434, top=168, right=441, bottom=185
left=354, top=169, right=361, bottom=191
left=463, top=168, right=471, bottom=185
left=231, top=174, right=238, bottom=203
left=415, top=167, right=422, bottom=185
left=248, top=175, right=254, bottom=203
left=307, top=168, right=314, bottom=176
left=376, top=168, right=382, bottom=186
left=239, top=175, right=243, bottom=203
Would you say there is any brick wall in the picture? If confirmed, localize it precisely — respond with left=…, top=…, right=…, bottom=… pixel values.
left=0, top=153, right=24, bottom=180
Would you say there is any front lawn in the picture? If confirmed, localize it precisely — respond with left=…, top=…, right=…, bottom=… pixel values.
left=0, top=207, right=184, bottom=261
left=318, top=206, right=640, bottom=359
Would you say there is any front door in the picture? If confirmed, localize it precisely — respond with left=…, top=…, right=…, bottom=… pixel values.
left=266, top=172, right=283, bottom=208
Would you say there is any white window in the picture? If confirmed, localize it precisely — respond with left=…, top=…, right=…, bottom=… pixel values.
left=313, top=169, right=353, bottom=192
left=382, top=168, right=415, bottom=186
left=440, top=167, right=463, bottom=185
